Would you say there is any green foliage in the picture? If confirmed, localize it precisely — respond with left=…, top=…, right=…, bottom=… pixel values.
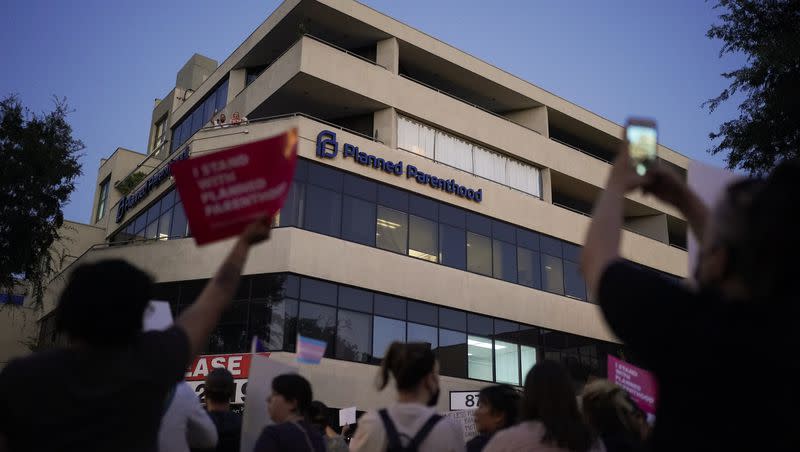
left=115, top=171, right=147, bottom=196
left=705, top=0, right=800, bottom=175
left=0, top=95, right=83, bottom=304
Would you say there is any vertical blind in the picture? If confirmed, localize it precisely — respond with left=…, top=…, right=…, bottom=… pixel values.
left=397, top=115, right=541, bottom=198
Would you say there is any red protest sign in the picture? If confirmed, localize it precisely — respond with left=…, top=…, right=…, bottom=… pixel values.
left=170, top=129, right=298, bottom=245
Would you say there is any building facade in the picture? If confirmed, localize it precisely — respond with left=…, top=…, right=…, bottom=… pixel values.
left=35, top=0, right=690, bottom=412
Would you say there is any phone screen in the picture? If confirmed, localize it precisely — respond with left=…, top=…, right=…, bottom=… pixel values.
left=626, top=124, right=657, bottom=176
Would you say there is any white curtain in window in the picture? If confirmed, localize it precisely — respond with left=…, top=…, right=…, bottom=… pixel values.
left=507, top=159, right=541, bottom=197
left=473, top=146, right=507, bottom=185
left=397, top=116, right=435, bottom=159
left=434, top=132, right=473, bottom=172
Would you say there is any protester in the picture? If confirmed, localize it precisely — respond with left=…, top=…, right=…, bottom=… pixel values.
left=484, top=361, right=600, bottom=452
left=309, top=400, right=348, bottom=452
left=0, top=218, right=272, bottom=452
left=198, top=368, right=242, bottom=452
left=350, top=342, right=464, bottom=452
left=581, top=141, right=800, bottom=450
left=581, top=380, right=645, bottom=452
left=159, top=381, right=218, bottom=452
left=467, top=385, right=520, bottom=452
left=253, top=374, right=325, bottom=452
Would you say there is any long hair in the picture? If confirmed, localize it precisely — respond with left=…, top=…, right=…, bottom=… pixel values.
left=377, top=342, right=435, bottom=391
left=582, top=380, right=642, bottom=442
left=522, top=361, right=595, bottom=452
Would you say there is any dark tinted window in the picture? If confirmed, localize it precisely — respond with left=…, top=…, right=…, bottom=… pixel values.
left=300, top=278, right=337, bottom=306
left=492, top=221, right=516, bottom=243
left=305, top=185, right=341, bottom=236
left=344, top=174, right=377, bottom=201
left=439, top=204, right=466, bottom=228
left=374, top=294, right=406, bottom=320
left=294, top=159, right=309, bottom=182
left=563, top=243, right=582, bottom=262
left=283, top=275, right=300, bottom=298
left=542, top=254, right=565, bottom=295
left=373, top=316, right=406, bottom=361
left=541, top=236, right=563, bottom=258
left=517, top=248, right=542, bottom=289
left=437, top=329, right=467, bottom=378
left=467, top=232, right=492, bottom=276
left=517, top=229, right=539, bottom=250
left=308, top=164, right=344, bottom=191
left=439, top=307, right=466, bottom=331
left=298, top=302, right=336, bottom=357
left=409, top=194, right=437, bottom=220
left=378, top=185, right=408, bottom=211
left=564, top=261, right=587, bottom=300
left=493, top=239, right=518, bottom=283
left=408, top=323, right=438, bottom=348
left=466, top=213, right=491, bottom=235
left=439, top=224, right=466, bottom=270
left=336, top=309, right=372, bottom=363
left=407, top=301, right=437, bottom=326
left=169, top=203, right=188, bottom=238
left=338, top=286, right=373, bottom=313
left=342, top=196, right=376, bottom=246
left=279, top=182, right=304, bottom=227
left=468, top=314, right=493, bottom=335
left=494, top=319, right=519, bottom=334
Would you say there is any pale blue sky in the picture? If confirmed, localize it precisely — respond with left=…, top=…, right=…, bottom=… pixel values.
left=1, top=0, right=743, bottom=223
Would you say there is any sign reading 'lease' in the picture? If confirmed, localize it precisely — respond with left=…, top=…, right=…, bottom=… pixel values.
left=170, top=129, right=298, bottom=245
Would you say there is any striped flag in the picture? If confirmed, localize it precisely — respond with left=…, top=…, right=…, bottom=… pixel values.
left=296, top=335, right=327, bottom=364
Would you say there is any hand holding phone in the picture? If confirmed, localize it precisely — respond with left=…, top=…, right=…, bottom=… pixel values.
left=625, top=118, right=657, bottom=176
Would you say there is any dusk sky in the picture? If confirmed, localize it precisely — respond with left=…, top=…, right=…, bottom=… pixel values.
left=1, top=0, right=744, bottom=223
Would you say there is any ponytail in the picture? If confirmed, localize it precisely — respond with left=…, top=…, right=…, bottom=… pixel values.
left=377, top=342, right=436, bottom=391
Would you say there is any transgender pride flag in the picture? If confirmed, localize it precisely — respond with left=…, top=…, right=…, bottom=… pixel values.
left=296, top=335, right=327, bottom=364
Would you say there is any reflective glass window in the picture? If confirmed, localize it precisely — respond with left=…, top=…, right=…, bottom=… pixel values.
left=467, top=232, right=492, bottom=276
left=376, top=206, right=407, bottom=254
left=542, top=254, right=565, bottom=295
left=342, top=196, right=376, bottom=246
left=517, top=248, right=542, bottom=289
left=344, top=174, right=377, bottom=201
left=372, top=316, right=406, bottom=361
left=305, top=185, right=341, bottom=236
left=407, top=301, right=437, bottom=326
left=374, top=294, right=406, bottom=320
left=408, top=215, right=438, bottom=262
left=170, top=202, right=188, bottom=238
left=439, top=224, right=466, bottom=270
left=298, top=302, right=335, bottom=357
left=338, top=286, right=373, bottom=313
left=407, top=323, right=438, bottom=349
left=336, top=309, right=372, bottom=363
left=439, top=308, right=466, bottom=331
left=300, top=278, right=337, bottom=306
left=409, top=194, right=437, bottom=221
left=438, top=329, right=467, bottom=378
left=564, top=261, right=587, bottom=300
left=493, top=239, right=518, bottom=283
left=378, top=185, right=408, bottom=211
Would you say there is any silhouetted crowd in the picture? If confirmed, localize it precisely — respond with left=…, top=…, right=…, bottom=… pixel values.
left=2, top=151, right=799, bottom=452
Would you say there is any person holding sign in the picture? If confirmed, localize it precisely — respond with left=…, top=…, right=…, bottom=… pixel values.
left=0, top=218, right=272, bottom=452
left=581, top=132, right=800, bottom=450
left=350, top=342, right=464, bottom=452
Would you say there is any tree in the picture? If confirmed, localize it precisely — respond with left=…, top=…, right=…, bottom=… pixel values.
left=0, top=95, right=83, bottom=304
left=705, top=0, right=800, bottom=174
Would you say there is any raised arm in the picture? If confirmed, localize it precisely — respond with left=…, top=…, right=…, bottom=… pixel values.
left=177, top=217, right=272, bottom=356
left=580, top=150, right=644, bottom=292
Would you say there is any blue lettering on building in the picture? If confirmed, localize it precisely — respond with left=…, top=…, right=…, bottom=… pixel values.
left=315, top=130, right=482, bottom=203
left=116, top=147, right=191, bottom=223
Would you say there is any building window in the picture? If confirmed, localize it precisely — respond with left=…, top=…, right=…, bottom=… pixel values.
left=342, top=196, right=377, bottom=246
left=298, top=302, right=336, bottom=357
left=542, top=254, right=565, bottom=295
left=152, top=117, right=167, bottom=153
left=95, top=177, right=110, bottom=222
left=376, top=206, right=408, bottom=254
left=468, top=335, right=494, bottom=381
left=408, top=215, right=438, bottom=262
left=467, top=232, right=492, bottom=276
left=336, top=309, right=372, bottom=363
left=372, top=316, right=406, bottom=362
left=495, top=340, right=520, bottom=386
left=398, top=115, right=542, bottom=197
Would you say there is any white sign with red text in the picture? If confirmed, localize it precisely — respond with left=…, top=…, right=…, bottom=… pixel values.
left=184, top=353, right=269, bottom=404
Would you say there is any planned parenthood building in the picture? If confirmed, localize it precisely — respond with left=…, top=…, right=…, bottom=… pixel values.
left=37, top=0, right=690, bottom=411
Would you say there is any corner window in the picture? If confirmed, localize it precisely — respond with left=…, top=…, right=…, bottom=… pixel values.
left=95, top=177, right=110, bottom=222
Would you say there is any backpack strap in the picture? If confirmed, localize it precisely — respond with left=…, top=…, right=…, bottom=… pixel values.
left=407, top=414, right=442, bottom=451
left=378, top=409, right=403, bottom=451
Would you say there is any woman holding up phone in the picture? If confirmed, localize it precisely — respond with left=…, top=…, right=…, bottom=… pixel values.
left=580, top=120, right=800, bottom=451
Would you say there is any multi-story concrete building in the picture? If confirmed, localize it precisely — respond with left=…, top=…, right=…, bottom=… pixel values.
left=34, top=0, right=689, bottom=412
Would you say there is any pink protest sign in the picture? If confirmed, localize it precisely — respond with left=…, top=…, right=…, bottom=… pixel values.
left=607, top=355, right=658, bottom=415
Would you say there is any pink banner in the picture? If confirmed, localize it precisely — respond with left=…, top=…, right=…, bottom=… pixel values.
left=607, top=355, right=658, bottom=414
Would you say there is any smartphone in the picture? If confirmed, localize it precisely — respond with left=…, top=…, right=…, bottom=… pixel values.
left=625, top=118, right=657, bottom=176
